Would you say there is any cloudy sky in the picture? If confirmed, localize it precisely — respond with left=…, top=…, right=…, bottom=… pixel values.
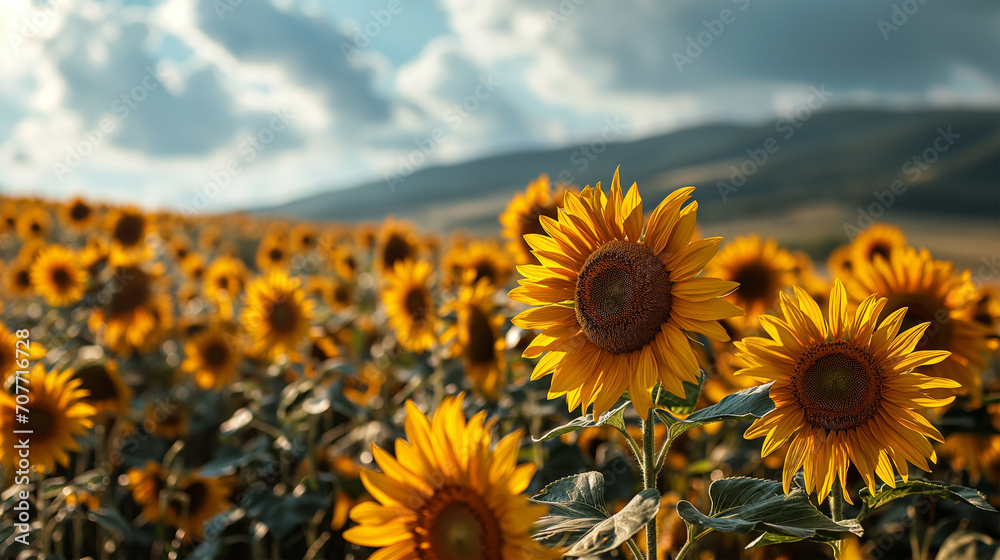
left=0, top=0, right=997, bottom=211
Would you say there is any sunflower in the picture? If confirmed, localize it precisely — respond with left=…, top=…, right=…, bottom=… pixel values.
left=80, top=234, right=111, bottom=278
left=255, top=232, right=291, bottom=271
left=0, top=202, right=18, bottom=234
left=4, top=258, right=34, bottom=298
left=30, top=245, right=89, bottom=306
left=16, top=205, right=51, bottom=242
left=344, top=362, right=385, bottom=407
left=181, top=323, right=242, bottom=390
left=706, top=235, right=798, bottom=328
left=105, top=206, right=150, bottom=265
left=291, top=223, right=318, bottom=254
left=70, top=360, right=132, bottom=415
left=145, top=403, right=189, bottom=440
left=848, top=223, right=907, bottom=266
left=443, top=279, right=507, bottom=399
left=736, top=280, right=960, bottom=502
left=0, top=324, right=45, bottom=387
left=938, top=431, right=1000, bottom=484
left=180, top=252, right=206, bottom=281
left=240, top=271, right=313, bottom=360
left=382, top=259, right=438, bottom=353
left=501, top=174, right=573, bottom=265
left=375, top=217, right=421, bottom=278
left=442, top=239, right=514, bottom=290
left=304, top=327, right=341, bottom=379
left=126, top=463, right=235, bottom=542
left=332, top=244, right=360, bottom=282
left=87, top=264, right=173, bottom=355
left=127, top=460, right=167, bottom=520
left=344, top=394, right=558, bottom=560
left=844, top=247, right=992, bottom=396
left=0, top=364, right=96, bottom=474
left=509, top=169, right=743, bottom=418
left=60, top=197, right=97, bottom=234
left=962, top=284, right=1000, bottom=350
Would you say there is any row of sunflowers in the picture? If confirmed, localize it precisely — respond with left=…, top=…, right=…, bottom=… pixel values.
left=0, top=169, right=998, bottom=559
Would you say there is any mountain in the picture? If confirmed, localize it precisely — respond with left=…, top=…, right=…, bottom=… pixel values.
left=260, top=108, right=999, bottom=241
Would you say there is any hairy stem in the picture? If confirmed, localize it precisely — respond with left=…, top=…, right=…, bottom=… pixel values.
left=642, top=409, right=658, bottom=560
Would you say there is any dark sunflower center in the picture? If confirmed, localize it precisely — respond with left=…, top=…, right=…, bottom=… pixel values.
left=171, top=481, right=208, bottom=516
left=885, top=294, right=951, bottom=351
left=113, top=214, right=145, bottom=246
left=405, top=288, right=429, bottom=322
left=30, top=222, right=41, bottom=233
left=310, top=340, right=332, bottom=361
left=107, top=267, right=150, bottom=317
left=73, top=365, right=118, bottom=402
left=268, top=248, right=284, bottom=262
left=575, top=239, right=672, bottom=355
left=793, top=341, right=884, bottom=432
left=466, top=305, right=497, bottom=364
left=334, top=284, right=351, bottom=304
left=218, top=276, right=230, bottom=290
left=473, top=261, right=496, bottom=284
left=51, top=267, right=72, bottom=289
left=519, top=203, right=560, bottom=254
left=418, top=485, right=501, bottom=560
left=868, top=242, right=891, bottom=261
left=301, top=234, right=314, bottom=247
left=29, top=407, right=54, bottom=437
left=15, top=269, right=31, bottom=289
left=204, top=342, right=229, bottom=366
left=344, top=256, right=357, bottom=272
left=382, top=234, right=414, bottom=271
left=732, top=261, right=774, bottom=302
left=269, top=300, right=299, bottom=334
left=70, top=203, right=91, bottom=221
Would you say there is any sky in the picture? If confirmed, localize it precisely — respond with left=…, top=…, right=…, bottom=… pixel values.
left=0, top=0, right=997, bottom=212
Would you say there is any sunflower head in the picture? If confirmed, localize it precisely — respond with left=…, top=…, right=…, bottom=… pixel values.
left=70, top=360, right=132, bottom=414
left=30, top=245, right=89, bottom=306
left=61, top=197, right=97, bottom=233
left=182, top=323, right=242, bottom=390
left=16, top=206, right=51, bottom=242
left=500, top=174, right=575, bottom=265
left=443, top=279, right=507, bottom=399
left=1, top=364, right=96, bottom=474
left=344, top=394, right=559, bottom=560
left=376, top=217, right=421, bottom=278
left=5, top=258, right=35, bottom=298
left=382, top=259, right=438, bottom=353
left=256, top=232, right=291, bottom=271
left=88, top=264, right=173, bottom=354
left=736, top=280, right=960, bottom=502
left=706, top=235, right=798, bottom=327
left=442, top=238, right=513, bottom=290
left=106, top=206, right=150, bottom=265
left=240, top=270, right=314, bottom=360
left=510, top=168, right=742, bottom=418
left=849, top=223, right=907, bottom=266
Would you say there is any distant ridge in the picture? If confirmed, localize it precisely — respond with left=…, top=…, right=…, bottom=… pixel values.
left=260, top=108, right=999, bottom=234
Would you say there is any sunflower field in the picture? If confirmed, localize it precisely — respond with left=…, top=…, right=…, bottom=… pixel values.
left=1, top=169, right=999, bottom=560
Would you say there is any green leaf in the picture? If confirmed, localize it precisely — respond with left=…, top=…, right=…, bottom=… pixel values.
left=532, top=472, right=609, bottom=521
left=532, top=402, right=629, bottom=443
left=676, top=477, right=862, bottom=548
left=857, top=477, right=998, bottom=520
left=564, top=489, right=661, bottom=557
left=652, top=371, right=704, bottom=415
left=655, top=382, right=775, bottom=438
left=88, top=508, right=133, bottom=539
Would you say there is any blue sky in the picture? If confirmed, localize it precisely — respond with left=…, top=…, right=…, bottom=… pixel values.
left=0, top=0, right=997, bottom=211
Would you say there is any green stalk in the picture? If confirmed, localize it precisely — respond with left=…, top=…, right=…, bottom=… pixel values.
left=642, top=409, right=658, bottom=560
left=830, top=482, right=844, bottom=522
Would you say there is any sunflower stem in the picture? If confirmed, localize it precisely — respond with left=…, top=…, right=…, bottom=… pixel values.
left=642, top=409, right=658, bottom=560
left=830, top=482, right=844, bottom=523
left=625, top=536, right=645, bottom=560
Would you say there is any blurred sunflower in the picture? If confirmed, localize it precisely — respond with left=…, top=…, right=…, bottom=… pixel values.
left=736, top=280, right=960, bottom=502
left=0, top=364, right=96, bottom=474
left=3, top=258, right=34, bottom=298
left=70, top=360, right=132, bottom=415
left=105, top=206, right=150, bottom=265
left=255, top=232, right=291, bottom=271
left=344, top=362, right=385, bottom=406
left=962, top=284, right=1000, bottom=350
left=332, top=244, right=360, bottom=281
left=180, top=252, right=206, bottom=281
left=501, top=173, right=572, bottom=265
left=65, top=489, right=102, bottom=511
left=706, top=235, right=797, bottom=328
left=0, top=203, right=17, bottom=234
left=0, top=326, right=17, bottom=386
left=442, top=238, right=513, bottom=290
left=60, top=197, right=98, bottom=234
left=16, top=205, right=51, bottom=242
left=80, top=234, right=111, bottom=277
left=291, top=223, right=318, bottom=254
left=510, top=169, right=742, bottom=417
left=203, top=255, right=247, bottom=320
left=382, top=259, right=438, bottom=353
left=304, top=327, right=341, bottom=378
left=127, top=460, right=166, bottom=520
left=375, top=217, right=421, bottom=278
left=30, top=245, right=89, bottom=306
left=443, top=279, right=506, bottom=399
left=88, top=264, right=173, bottom=354
left=145, top=403, right=190, bottom=440
left=938, top=431, right=1000, bottom=484
left=182, top=323, right=242, bottom=390
left=848, top=223, right=907, bottom=266
left=165, top=472, right=236, bottom=542
left=344, top=394, right=558, bottom=560
left=240, top=271, right=313, bottom=360
left=845, top=247, right=992, bottom=396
